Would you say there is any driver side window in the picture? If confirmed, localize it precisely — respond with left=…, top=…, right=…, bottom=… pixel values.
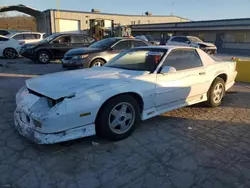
left=162, top=49, right=202, bottom=71
left=171, top=37, right=189, bottom=43
left=53, top=36, right=71, bottom=44
left=113, top=41, right=131, bottom=50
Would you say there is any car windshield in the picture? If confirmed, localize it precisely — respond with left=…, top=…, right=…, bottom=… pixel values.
left=89, top=38, right=119, bottom=49
left=188, top=37, right=203, bottom=43
left=105, top=48, right=167, bottom=72
left=39, top=34, right=61, bottom=43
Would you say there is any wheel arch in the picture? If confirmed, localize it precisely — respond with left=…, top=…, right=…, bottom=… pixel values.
left=215, top=73, right=228, bottom=83
left=3, top=47, right=18, bottom=58
left=3, top=47, right=17, bottom=53
left=95, top=92, right=144, bottom=123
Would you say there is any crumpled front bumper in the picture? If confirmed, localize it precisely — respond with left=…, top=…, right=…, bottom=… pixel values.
left=14, top=110, right=96, bottom=144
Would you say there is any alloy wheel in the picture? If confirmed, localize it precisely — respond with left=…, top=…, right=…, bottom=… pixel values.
left=5, top=49, right=16, bottom=59
left=213, top=83, right=224, bottom=104
left=39, top=53, right=49, bottom=63
left=93, top=61, right=103, bottom=66
left=108, top=102, right=135, bottom=134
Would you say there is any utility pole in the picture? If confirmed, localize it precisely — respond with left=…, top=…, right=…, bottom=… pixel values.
left=56, top=0, right=60, bottom=32
left=171, top=1, right=174, bottom=15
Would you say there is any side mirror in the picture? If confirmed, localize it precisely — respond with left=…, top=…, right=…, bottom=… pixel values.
left=109, top=47, right=114, bottom=51
left=186, top=41, right=191, bottom=44
left=161, top=66, right=177, bottom=74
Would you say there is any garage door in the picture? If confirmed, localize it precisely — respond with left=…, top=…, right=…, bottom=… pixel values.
left=58, top=19, right=80, bottom=33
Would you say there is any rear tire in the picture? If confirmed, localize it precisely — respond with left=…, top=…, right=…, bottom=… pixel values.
left=96, top=95, right=140, bottom=141
left=4, top=48, right=17, bottom=59
left=206, top=77, right=225, bottom=108
left=90, top=59, right=105, bottom=67
left=37, top=51, right=51, bottom=64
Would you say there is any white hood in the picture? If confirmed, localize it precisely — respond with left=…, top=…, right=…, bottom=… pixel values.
left=26, top=67, right=146, bottom=100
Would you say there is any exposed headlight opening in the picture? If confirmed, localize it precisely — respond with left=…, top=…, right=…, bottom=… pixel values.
left=47, top=94, right=75, bottom=108
left=47, top=97, right=64, bottom=108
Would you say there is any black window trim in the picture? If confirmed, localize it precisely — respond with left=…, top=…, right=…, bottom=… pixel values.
left=158, top=48, right=203, bottom=73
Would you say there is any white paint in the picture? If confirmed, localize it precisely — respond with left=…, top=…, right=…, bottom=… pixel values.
left=15, top=46, right=238, bottom=144
left=58, top=19, right=80, bottom=33
left=0, top=35, right=22, bottom=57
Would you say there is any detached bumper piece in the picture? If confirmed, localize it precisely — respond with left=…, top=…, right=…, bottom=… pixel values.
left=14, top=110, right=96, bottom=144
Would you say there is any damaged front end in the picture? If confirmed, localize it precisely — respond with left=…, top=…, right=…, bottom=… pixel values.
left=14, top=86, right=95, bottom=144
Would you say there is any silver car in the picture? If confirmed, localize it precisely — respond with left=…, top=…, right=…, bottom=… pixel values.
left=62, top=37, right=151, bottom=69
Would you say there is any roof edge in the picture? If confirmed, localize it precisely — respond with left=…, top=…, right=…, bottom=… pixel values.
left=43, top=9, right=189, bottom=20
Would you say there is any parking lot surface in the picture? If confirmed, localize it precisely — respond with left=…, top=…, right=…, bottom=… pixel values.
left=0, top=58, right=250, bottom=188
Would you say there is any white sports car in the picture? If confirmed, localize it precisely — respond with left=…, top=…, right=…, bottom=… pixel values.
left=14, top=46, right=237, bottom=144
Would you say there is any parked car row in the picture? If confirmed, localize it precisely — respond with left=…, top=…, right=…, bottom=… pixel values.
left=0, top=30, right=217, bottom=61
left=0, top=31, right=46, bottom=59
left=14, top=45, right=237, bottom=144
left=62, top=37, right=151, bottom=68
left=135, top=35, right=217, bottom=55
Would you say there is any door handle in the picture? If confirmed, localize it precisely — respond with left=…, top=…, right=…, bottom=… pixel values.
left=199, top=72, right=206, bottom=75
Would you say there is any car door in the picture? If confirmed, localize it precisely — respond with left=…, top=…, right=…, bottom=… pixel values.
left=155, top=49, right=210, bottom=111
left=108, top=40, right=132, bottom=59
left=50, top=35, right=72, bottom=59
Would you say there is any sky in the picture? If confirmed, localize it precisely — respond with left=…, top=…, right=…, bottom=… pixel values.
left=1, top=0, right=250, bottom=21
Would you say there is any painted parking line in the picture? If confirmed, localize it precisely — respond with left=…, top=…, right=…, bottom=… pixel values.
left=0, top=73, right=38, bottom=78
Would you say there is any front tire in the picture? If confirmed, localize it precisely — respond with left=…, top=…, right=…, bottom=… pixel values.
left=206, top=77, right=225, bottom=107
left=4, top=48, right=17, bottom=59
left=90, top=59, right=105, bottom=67
left=37, top=51, right=51, bottom=64
left=96, top=95, right=140, bottom=140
